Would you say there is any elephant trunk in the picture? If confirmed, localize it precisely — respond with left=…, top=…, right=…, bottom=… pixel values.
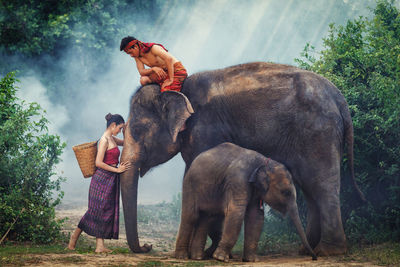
left=288, top=204, right=317, bottom=260
left=120, top=165, right=152, bottom=253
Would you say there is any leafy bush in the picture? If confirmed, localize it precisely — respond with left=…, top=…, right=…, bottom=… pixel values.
left=0, top=72, right=66, bottom=243
left=280, top=0, right=400, bottom=244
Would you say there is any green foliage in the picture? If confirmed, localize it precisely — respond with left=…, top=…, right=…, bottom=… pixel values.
left=137, top=193, right=182, bottom=224
left=0, top=0, right=160, bottom=103
left=0, top=0, right=158, bottom=57
left=345, top=242, right=400, bottom=266
left=0, top=72, right=66, bottom=243
left=0, top=0, right=158, bottom=72
left=293, top=0, right=400, bottom=243
left=257, top=210, right=301, bottom=255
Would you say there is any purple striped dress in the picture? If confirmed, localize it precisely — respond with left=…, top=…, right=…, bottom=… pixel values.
left=78, top=147, right=120, bottom=239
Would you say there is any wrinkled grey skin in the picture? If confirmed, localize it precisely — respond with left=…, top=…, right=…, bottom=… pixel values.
left=120, top=62, right=364, bottom=255
left=175, top=142, right=317, bottom=262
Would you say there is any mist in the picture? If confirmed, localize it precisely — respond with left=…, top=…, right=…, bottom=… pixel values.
left=12, top=0, right=381, bottom=206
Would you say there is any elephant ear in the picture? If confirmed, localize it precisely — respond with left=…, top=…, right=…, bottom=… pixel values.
left=160, top=91, right=194, bottom=143
left=249, top=165, right=270, bottom=194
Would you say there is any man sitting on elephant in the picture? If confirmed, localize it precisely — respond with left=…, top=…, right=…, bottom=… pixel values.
left=120, top=36, right=188, bottom=92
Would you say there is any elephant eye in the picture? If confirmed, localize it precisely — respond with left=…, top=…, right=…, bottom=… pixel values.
left=281, top=189, right=291, bottom=197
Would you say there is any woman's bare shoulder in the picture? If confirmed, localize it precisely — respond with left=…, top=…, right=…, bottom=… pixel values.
left=98, top=135, right=109, bottom=146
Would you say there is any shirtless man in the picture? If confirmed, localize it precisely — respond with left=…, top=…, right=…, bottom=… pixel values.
left=120, top=36, right=188, bottom=92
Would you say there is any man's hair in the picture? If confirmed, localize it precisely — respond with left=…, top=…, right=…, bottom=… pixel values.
left=120, top=36, right=137, bottom=51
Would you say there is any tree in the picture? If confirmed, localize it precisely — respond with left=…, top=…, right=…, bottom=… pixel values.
left=0, top=72, right=66, bottom=243
left=295, top=0, right=400, bottom=243
left=0, top=0, right=159, bottom=103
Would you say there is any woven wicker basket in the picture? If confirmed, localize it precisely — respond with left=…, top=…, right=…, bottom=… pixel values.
left=72, top=141, right=98, bottom=178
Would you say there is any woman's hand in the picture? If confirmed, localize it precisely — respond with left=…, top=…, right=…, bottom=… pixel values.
left=117, top=161, right=132, bottom=173
left=151, top=67, right=167, bottom=80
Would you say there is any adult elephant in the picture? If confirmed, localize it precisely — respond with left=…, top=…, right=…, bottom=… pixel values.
left=120, top=62, right=364, bottom=255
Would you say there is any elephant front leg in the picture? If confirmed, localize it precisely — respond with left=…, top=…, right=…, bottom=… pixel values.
left=243, top=201, right=264, bottom=262
left=190, top=215, right=209, bottom=260
left=213, top=204, right=246, bottom=262
left=205, top=216, right=223, bottom=258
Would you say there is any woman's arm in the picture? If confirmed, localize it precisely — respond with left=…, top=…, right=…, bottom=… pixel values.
left=95, top=136, right=131, bottom=173
left=112, top=136, right=124, bottom=146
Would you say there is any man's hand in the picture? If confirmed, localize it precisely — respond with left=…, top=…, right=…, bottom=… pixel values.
left=151, top=67, right=167, bottom=80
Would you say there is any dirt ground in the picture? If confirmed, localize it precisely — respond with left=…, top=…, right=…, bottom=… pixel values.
left=21, top=205, right=380, bottom=267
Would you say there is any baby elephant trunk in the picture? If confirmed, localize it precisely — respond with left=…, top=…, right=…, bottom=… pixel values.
left=288, top=204, right=317, bottom=260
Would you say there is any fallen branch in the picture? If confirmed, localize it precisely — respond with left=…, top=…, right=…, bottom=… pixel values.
left=0, top=207, right=25, bottom=245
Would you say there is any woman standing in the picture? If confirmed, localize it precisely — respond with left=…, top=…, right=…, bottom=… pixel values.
left=68, top=113, right=131, bottom=253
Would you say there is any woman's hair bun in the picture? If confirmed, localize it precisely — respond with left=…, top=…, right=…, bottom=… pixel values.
left=105, top=113, right=113, bottom=121
left=105, top=113, right=125, bottom=128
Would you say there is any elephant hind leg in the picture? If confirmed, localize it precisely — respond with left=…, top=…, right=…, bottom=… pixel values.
left=175, top=192, right=198, bottom=259
left=314, top=177, right=347, bottom=256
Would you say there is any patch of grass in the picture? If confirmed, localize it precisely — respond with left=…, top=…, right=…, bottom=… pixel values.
left=109, top=246, right=132, bottom=254
left=138, top=260, right=227, bottom=267
left=339, top=242, right=400, bottom=266
left=0, top=242, right=67, bottom=255
left=104, top=264, right=135, bottom=267
left=0, top=254, right=42, bottom=266
left=137, top=261, right=167, bottom=267
left=0, top=241, right=70, bottom=265
left=0, top=237, right=133, bottom=266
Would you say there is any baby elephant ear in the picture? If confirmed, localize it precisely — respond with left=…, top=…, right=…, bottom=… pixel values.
left=249, top=165, right=269, bottom=193
left=249, top=165, right=262, bottom=183
left=160, top=91, right=194, bottom=143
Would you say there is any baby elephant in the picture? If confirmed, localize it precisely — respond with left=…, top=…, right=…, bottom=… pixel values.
left=175, top=142, right=316, bottom=262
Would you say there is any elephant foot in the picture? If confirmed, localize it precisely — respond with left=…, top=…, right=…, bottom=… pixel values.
left=213, top=248, right=230, bottom=262
left=204, top=247, right=215, bottom=259
left=298, top=245, right=318, bottom=260
left=314, top=241, right=347, bottom=256
left=175, top=249, right=189, bottom=259
left=190, top=251, right=204, bottom=260
left=132, top=243, right=152, bottom=253
left=242, top=253, right=258, bottom=262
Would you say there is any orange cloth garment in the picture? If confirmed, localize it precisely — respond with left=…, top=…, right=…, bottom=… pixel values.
left=149, top=62, right=188, bottom=92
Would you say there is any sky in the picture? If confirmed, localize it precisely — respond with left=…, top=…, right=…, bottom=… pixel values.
left=14, top=0, right=389, bottom=206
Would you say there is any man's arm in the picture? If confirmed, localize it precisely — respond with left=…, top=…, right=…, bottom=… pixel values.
left=135, top=57, right=167, bottom=79
left=151, top=45, right=175, bottom=84
left=135, top=58, right=152, bottom=76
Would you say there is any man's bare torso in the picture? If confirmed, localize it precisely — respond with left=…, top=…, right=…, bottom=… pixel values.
left=138, top=45, right=178, bottom=70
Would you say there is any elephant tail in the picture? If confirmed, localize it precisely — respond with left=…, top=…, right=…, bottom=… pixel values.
left=342, top=103, right=366, bottom=202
